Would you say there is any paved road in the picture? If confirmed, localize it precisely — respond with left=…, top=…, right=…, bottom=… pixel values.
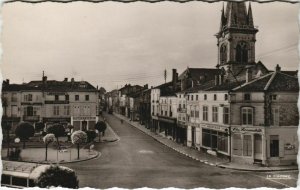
left=64, top=113, right=298, bottom=188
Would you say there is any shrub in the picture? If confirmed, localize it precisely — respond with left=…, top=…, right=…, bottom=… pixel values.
left=35, top=165, right=79, bottom=188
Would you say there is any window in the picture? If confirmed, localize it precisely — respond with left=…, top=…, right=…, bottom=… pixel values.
left=55, top=95, right=59, bottom=101
left=75, top=95, right=79, bottom=101
left=203, top=106, right=208, bottom=121
left=244, top=93, right=251, bottom=101
left=24, top=94, right=33, bottom=101
left=223, top=107, right=229, bottom=124
left=220, top=44, right=227, bottom=64
left=11, top=105, right=18, bottom=117
left=53, top=106, right=59, bottom=116
left=83, top=106, right=90, bottom=115
left=191, top=95, right=194, bottom=101
left=12, top=177, right=27, bottom=187
left=183, top=104, right=186, bottom=109
left=196, top=95, right=198, bottom=101
left=270, top=135, right=279, bottom=157
left=272, top=108, right=279, bottom=126
left=212, top=106, right=218, bottom=122
left=1, top=174, right=10, bottom=185
left=218, top=132, right=228, bottom=152
left=191, top=110, right=195, bottom=118
left=236, top=41, right=248, bottom=63
left=161, top=110, right=163, bottom=115
left=195, top=107, right=200, bottom=118
left=204, top=94, right=207, bottom=100
left=270, top=95, right=277, bottom=101
left=64, top=105, right=70, bottom=115
left=202, top=129, right=211, bottom=147
left=165, top=111, right=167, bottom=116
left=85, top=95, right=89, bottom=101
left=214, top=94, right=217, bottom=101
left=187, top=95, right=190, bottom=101
left=26, top=106, right=33, bottom=116
left=224, top=94, right=228, bottom=101
left=11, top=93, right=17, bottom=102
left=243, top=135, right=252, bottom=156
left=242, top=107, right=253, bottom=125
left=74, top=106, right=80, bottom=116
left=65, top=94, right=69, bottom=101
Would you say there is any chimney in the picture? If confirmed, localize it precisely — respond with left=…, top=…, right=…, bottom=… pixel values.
left=246, top=68, right=253, bottom=83
left=172, top=69, right=178, bottom=90
left=64, top=78, right=68, bottom=82
left=215, top=75, right=219, bottom=86
left=6, top=79, right=9, bottom=85
left=144, top=84, right=148, bottom=89
left=71, top=78, right=74, bottom=82
left=275, top=64, right=281, bottom=72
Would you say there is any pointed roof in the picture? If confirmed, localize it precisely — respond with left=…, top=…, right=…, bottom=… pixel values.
left=247, top=2, right=254, bottom=27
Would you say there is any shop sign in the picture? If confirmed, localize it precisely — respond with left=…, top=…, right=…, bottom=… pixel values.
left=231, top=127, right=263, bottom=134
left=73, top=116, right=96, bottom=120
left=201, top=124, right=227, bottom=132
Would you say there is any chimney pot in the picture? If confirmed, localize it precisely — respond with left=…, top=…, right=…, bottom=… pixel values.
left=64, top=78, right=68, bottom=82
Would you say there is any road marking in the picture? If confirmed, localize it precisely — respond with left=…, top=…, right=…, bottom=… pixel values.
left=248, top=173, right=292, bottom=188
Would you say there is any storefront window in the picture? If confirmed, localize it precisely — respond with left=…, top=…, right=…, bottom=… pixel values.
left=243, top=135, right=252, bottom=156
left=233, top=134, right=242, bottom=156
left=218, top=132, right=228, bottom=152
left=202, top=129, right=211, bottom=147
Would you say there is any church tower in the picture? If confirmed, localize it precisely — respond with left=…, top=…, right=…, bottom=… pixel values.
left=216, top=2, right=258, bottom=75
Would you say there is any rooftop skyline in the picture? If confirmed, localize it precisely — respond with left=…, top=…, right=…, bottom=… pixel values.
left=2, top=1, right=298, bottom=91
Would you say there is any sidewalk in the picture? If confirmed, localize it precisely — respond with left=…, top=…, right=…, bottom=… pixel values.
left=114, top=113, right=298, bottom=172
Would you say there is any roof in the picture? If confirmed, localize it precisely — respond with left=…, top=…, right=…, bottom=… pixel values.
left=281, top=70, right=298, bottom=77
left=232, top=72, right=299, bottom=92
left=178, top=68, right=220, bottom=82
left=2, top=79, right=97, bottom=92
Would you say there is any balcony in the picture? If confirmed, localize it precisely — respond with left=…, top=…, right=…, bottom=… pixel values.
left=45, top=100, right=69, bottom=104
left=23, top=115, right=40, bottom=121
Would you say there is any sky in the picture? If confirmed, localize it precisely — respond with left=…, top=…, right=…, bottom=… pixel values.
left=1, top=1, right=299, bottom=91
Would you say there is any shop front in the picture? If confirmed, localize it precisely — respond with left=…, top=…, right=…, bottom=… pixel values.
left=71, top=116, right=98, bottom=131
left=200, top=123, right=230, bottom=157
left=43, top=117, right=71, bottom=129
left=158, top=116, right=177, bottom=140
left=231, top=126, right=266, bottom=165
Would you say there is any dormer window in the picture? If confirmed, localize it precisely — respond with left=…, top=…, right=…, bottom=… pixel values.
left=244, top=93, right=251, bottom=101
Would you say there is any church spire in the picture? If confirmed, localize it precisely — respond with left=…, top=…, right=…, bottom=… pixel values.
left=247, top=2, right=254, bottom=27
left=219, top=2, right=226, bottom=32
left=225, top=2, right=248, bottom=28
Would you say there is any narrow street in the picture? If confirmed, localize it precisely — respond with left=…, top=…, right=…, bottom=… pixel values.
left=64, top=113, right=298, bottom=189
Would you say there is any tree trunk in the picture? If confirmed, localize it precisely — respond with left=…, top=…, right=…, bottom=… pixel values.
left=23, top=140, right=26, bottom=149
left=77, top=144, right=80, bottom=160
left=99, top=133, right=101, bottom=142
left=45, top=144, right=48, bottom=161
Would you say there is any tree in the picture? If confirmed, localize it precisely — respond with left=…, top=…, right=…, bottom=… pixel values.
left=15, top=122, right=35, bottom=149
left=47, top=124, right=65, bottom=148
left=35, top=165, right=79, bottom=188
left=43, top=134, right=55, bottom=161
left=35, top=122, right=45, bottom=133
left=95, top=121, right=107, bottom=142
left=71, top=130, right=87, bottom=159
left=86, top=130, right=96, bottom=143
left=2, top=120, right=12, bottom=157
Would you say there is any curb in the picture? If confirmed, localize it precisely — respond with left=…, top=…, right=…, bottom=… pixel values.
left=9, top=150, right=101, bottom=165
left=113, top=113, right=298, bottom=172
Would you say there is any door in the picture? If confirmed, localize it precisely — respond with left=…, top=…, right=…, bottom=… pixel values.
left=191, top=127, right=195, bottom=147
left=254, top=134, right=262, bottom=160
left=270, top=135, right=279, bottom=157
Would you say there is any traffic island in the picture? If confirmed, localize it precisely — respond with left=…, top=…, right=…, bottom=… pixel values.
left=1, top=147, right=100, bottom=164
